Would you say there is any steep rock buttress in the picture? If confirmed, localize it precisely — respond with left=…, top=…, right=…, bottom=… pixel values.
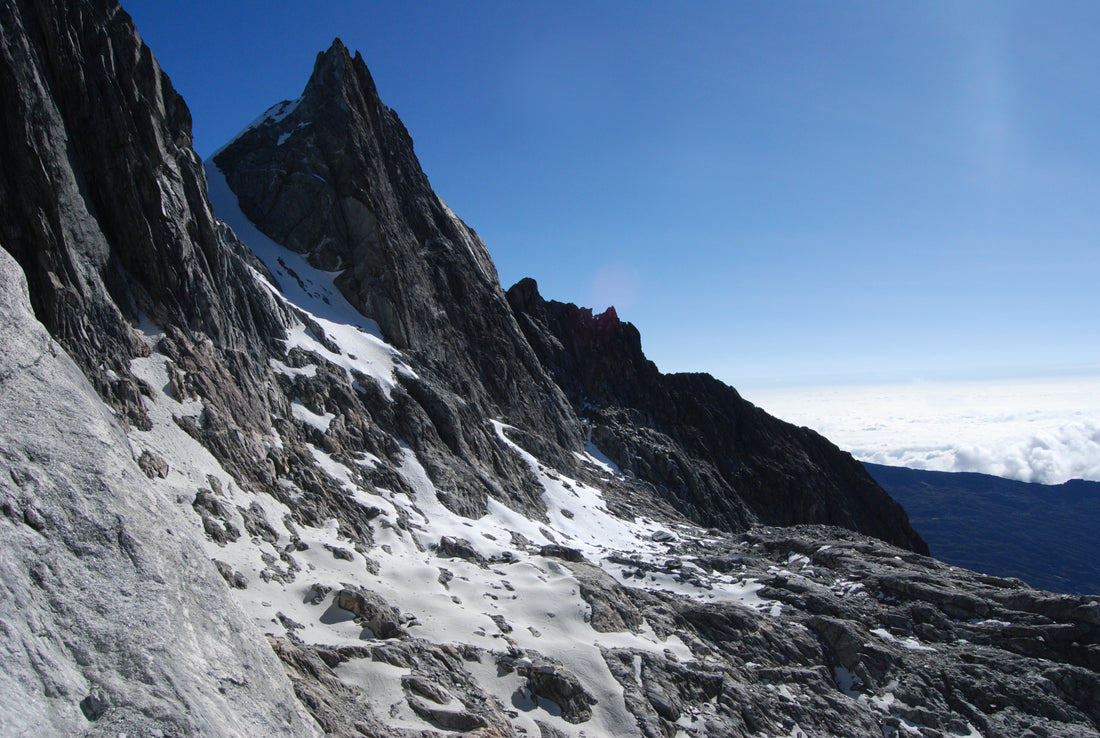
left=507, top=277, right=928, bottom=554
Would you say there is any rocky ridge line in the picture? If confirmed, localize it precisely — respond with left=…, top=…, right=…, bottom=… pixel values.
left=507, top=277, right=927, bottom=554
left=215, top=38, right=926, bottom=554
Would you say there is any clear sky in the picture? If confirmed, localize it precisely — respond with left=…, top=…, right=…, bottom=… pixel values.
left=123, top=1, right=1099, bottom=390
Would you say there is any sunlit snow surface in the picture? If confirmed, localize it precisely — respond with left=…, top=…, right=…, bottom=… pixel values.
left=123, top=161, right=990, bottom=736
left=123, top=162, right=783, bottom=735
left=125, top=336, right=772, bottom=736
left=747, top=377, right=1100, bottom=484
left=210, top=97, right=303, bottom=158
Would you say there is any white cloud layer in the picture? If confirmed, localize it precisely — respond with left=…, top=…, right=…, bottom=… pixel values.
left=745, top=376, right=1100, bottom=484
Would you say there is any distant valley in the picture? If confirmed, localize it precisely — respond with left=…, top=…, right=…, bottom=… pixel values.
left=867, top=463, right=1100, bottom=596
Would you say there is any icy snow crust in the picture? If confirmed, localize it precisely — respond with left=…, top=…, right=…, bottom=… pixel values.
left=121, top=161, right=990, bottom=736
left=125, top=337, right=773, bottom=736
left=206, top=161, right=412, bottom=398
left=210, top=97, right=303, bottom=158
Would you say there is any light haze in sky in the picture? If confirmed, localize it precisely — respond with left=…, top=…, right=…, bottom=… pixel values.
left=122, top=1, right=1099, bottom=480
left=747, top=376, right=1100, bottom=484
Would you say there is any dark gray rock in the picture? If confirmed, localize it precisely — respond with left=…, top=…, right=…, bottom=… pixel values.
left=507, top=277, right=928, bottom=554
left=213, top=559, right=249, bottom=589
left=334, top=586, right=405, bottom=639
left=325, top=544, right=355, bottom=561
left=435, top=535, right=488, bottom=566
left=238, top=500, right=279, bottom=544
left=519, top=659, right=598, bottom=724
left=402, top=674, right=452, bottom=705
left=568, top=561, right=646, bottom=633
left=540, top=543, right=585, bottom=562
left=137, top=449, right=169, bottom=479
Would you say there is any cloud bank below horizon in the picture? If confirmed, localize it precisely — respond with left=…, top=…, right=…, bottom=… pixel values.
left=746, top=377, right=1100, bottom=485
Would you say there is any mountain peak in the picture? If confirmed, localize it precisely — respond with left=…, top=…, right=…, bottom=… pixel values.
left=325, top=35, right=349, bottom=56
left=314, top=37, right=351, bottom=79
left=307, top=37, right=378, bottom=107
left=214, top=39, right=585, bottom=513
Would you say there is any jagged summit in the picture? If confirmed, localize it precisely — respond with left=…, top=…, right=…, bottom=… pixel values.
left=214, top=35, right=583, bottom=466
left=214, top=35, right=499, bottom=335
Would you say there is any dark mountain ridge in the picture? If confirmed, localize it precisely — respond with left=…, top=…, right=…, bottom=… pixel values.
left=507, top=277, right=927, bottom=553
left=1, top=2, right=1098, bottom=736
left=213, top=38, right=926, bottom=553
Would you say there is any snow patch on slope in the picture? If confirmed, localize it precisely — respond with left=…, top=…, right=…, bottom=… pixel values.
left=211, top=97, right=302, bottom=157
left=206, top=160, right=413, bottom=397
left=125, top=323, right=789, bottom=735
left=206, top=160, right=380, bottom=334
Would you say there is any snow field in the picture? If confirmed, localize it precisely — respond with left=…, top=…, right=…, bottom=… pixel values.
left=125, top=317, right=794, bottom=735
left=186, top=156, right=985, bottom=735
left=124, top=327, right=656, bottom=732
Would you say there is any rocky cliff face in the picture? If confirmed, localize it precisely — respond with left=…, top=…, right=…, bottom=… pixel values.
left=507, top=278, right=928, bottom=554
left=1, top=2, right=1098, bottom=736
left=213, top=38, right=925, bottom=554
left=0, top=0, right=287, bottom=431
left=0, top=247, right=319, bottom=737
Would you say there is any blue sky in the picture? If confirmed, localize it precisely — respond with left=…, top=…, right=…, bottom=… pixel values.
left=124, top=1, right=1099, bottom=390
